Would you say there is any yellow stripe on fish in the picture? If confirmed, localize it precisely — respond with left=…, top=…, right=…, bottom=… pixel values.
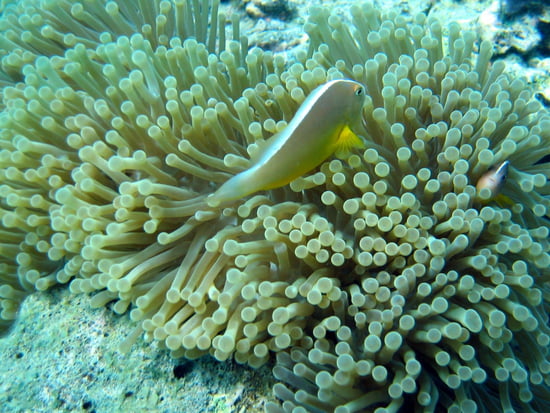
left=207, top=79, right=366, bottom=207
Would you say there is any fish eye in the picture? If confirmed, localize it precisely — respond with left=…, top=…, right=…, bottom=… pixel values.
left=355, top=87, right=364, bottom=96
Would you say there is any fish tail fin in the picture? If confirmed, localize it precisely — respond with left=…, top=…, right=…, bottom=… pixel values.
left=207, top=171, right=251, bottom=207
left=334, top=125, right=363, bottom=158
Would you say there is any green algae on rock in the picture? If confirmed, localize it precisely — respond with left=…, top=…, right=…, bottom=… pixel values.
left=0, top=0, right=549, bottom=412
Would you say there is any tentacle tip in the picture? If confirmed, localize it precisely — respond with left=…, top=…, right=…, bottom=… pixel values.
left=206, top=194, right=221, bottom=208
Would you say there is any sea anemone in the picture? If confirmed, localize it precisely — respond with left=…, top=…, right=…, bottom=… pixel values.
left=0, top=1, right=548, bottom=411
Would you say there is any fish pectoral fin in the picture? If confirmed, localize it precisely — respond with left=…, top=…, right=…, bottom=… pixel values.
left=494, top=194, right=515, bottom=207
left=333, top=125, right=364, bottom=158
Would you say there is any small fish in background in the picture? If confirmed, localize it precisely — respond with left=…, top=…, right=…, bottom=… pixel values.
left=207, top=79, right=366, bottom=207
left=476, top=160, right=514, bottom=205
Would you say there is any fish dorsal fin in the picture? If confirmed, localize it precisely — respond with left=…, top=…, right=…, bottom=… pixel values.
left=247, top=137, right=271, bottom=163
left=334, top=125, right=363, bottom=158
left=247, top=125, right=286, bottom=163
